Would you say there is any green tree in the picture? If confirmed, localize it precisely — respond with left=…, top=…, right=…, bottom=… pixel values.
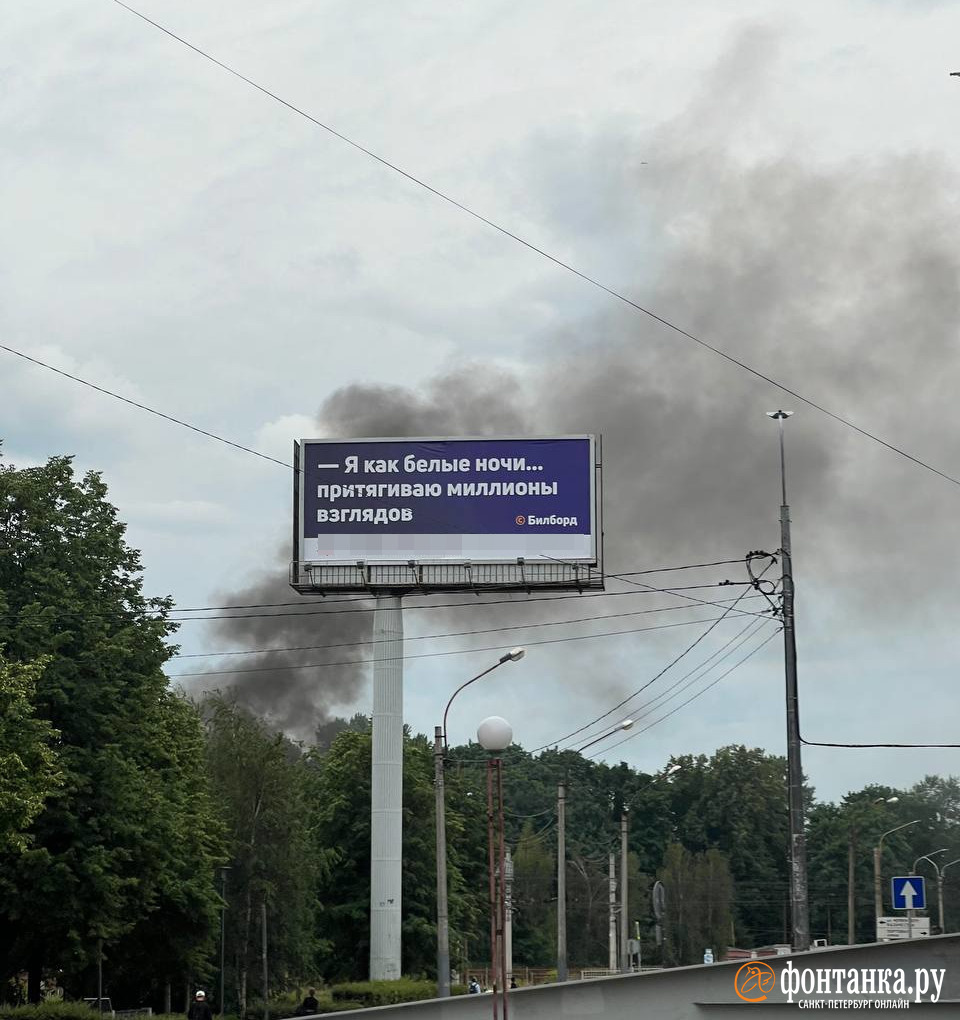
left=107, top=692, right=227, bottom=1009
left=0, top=655, right=61, bottom=852
left=511, top=821, right=554, bottom=965
left=658, top=843, right=733, bottom=965
left=806, top=780, right=960, bottom=945
left=204, top=695, right=321, bottom=1013
left=669, top=746, right=791, bottom=946
left=0, top=455, right=223, bottom=1001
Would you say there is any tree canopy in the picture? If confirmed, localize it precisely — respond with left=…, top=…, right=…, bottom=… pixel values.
left=3, top=452, right=959, bottom=1008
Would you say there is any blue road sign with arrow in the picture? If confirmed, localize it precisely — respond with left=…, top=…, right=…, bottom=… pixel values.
left=891, top=876, right=926, bottom=911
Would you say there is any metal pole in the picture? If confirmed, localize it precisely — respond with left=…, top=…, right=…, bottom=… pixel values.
left=434, top=726, right=450, bottom=997
left=261, top=902, right=268, bottom=1020
left=487, top=760, right=500, bottom=1020
left=220, top=867, right=230, bottom=1016
left=370, top=594, right=404, bottom=981
left=497, top=761, right=509, bottom=1019
left=770, top=411, right=810, bottom=952
left=504, top=848, right=514, bottom=992
left=619, top=811, right=629, bottom=973
left=556, top=783, right=567, bottom=982
left=97, top=939, right=103, bottom=1015
left=938, top=869, right=945, bottom=934
left=608, top=853, right=617, bottom=971
left=873, top=845, right=882, bottom=931
left=875, top=820, right=921, bottom=932
left=847, top=830, right=856, bottom=945
left=940, top=860, right=960, bottom=933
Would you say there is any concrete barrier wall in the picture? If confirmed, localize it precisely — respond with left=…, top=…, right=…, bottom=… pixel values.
left=330, top=935, right=960, bottom=1019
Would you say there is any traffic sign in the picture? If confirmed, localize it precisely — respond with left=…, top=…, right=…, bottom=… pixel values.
left=891, top=875, right=926, bottom=910
left=876, top=916, right=931, bottom=941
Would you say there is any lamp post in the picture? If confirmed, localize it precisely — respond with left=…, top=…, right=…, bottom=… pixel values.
left=940, top=859, right=960, bottom=933
left=873, top=813, right=916, bottom=928
left=912, top=850, right=949, bottom=935
left=478, top=715, right=514, bottom=1020
left=435, top=649, right=525, bottom=998
left=620, top=807, right=629, bottom=973
left=766, top=409, right=809, bottom=952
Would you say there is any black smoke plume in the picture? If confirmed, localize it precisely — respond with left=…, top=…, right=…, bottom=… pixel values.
left=199, top=29, right=960, bottom=737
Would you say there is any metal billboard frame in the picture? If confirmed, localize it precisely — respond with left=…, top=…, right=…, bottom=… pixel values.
left=291, top=435, right=603, bottom=594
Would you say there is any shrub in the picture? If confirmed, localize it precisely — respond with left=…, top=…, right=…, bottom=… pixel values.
left=0, top=1006, right=101, bottom=1020
left=328, top=981, right=464, bottom=1008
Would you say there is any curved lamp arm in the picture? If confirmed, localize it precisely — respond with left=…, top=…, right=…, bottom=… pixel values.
left=912, top=849, right=948, bottom=876
left=877, top=818, right=921, bottom=853
left=441, top=648, right=525, bottom=749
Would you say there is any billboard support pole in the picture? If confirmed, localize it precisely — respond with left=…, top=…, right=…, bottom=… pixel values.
left=370, top=594, right=404, bottom=981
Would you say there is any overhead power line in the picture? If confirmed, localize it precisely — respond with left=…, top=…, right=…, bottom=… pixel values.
left=105, top=0, right=960, bottom=492
left=599, top=619, right=773, bottom=739
left=535, top=557, right=773, bottom=752
left=165, top=611, right=753, bottom=679
left=587, top=627, right=782, bottom=758
left=0, top=574, right=758, bottom=630
left=799, top=738, right=958, bottom=754
left=165, top=582, right=752, bottom=622
left=561, top=616, right=767, bottom=753
left=169, top=592, right=773, bottom=660
left=0, top=343, right=292, bottom=470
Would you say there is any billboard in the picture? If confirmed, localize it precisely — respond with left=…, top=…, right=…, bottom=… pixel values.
left=294, top=436, right=598, bottom=566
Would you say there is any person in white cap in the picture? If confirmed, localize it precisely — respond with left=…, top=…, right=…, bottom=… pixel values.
left=187, top=990, right=213, bottom=1020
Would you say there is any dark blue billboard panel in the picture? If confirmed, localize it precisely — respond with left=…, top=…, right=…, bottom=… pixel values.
left=296, top=436, right=597, bottom=563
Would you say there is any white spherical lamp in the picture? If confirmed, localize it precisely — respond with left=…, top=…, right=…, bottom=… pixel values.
left=477, top=716, right=513, bottom=752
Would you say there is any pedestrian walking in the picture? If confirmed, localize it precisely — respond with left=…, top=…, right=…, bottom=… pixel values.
left=187, top=990, right=213, bottom=1020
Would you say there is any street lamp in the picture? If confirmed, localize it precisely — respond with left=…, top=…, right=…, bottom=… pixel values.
left=766, top=409, right=809, bottom=951
left=478, top=716, right=514, bottom=1020
left=575, top=718, right=634, bottom=755
left=872, top=812, right=915, bottom=926
left=434, top=650, right=525, bottom=999
left=913, top=851, right=949, bottom=935
left=940, top=859, right=960, bottom=933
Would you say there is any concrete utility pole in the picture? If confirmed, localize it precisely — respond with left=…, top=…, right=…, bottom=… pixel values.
left=370, top=595, right=404, bottom=980
left=261, top=903, right=268, bottom=1020
left=619, top=810, right=629, bottom=973
left=766, top=410, right=810, bottom=952
left=847, top=830, right=857, bottom=945
left=608, top=854, right=617, bottom=971
left=505, top=849, right=514, bottom=989
left=941, top=859, right=960, bottom=933
left=556, top=783, right=567, bottom=982
left=434, top=726, right=450, bottom=996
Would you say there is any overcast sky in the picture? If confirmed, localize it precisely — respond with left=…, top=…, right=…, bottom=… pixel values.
left=3, top=0, right=960, bottom=805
